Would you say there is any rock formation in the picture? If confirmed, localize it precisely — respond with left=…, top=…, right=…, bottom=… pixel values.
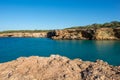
left=0, top=55, right=120, bottom=80
left=0, top=27, right=120, bottom=40
left=51, top=28, right=120, bottom=40
left=0, top=32, right=47, bottom=38
left=95, top=28, right=118, bottom=40
left=51, top=29, right=94, bottom=40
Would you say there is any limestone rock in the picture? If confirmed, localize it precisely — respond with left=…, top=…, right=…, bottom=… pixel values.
left=0, top=27, right=120, bottom=40
left=51, top=28, right=120, bottom=40
left=51, top=29, right=94, bottom=40
left=0, top=32, right=47, bottom=38
left=95, top=28, right=118, bottom=40
left=0, top=55, right=119, bottom=80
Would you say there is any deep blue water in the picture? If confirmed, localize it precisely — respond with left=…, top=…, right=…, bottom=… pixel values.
left=0, top=37, right=120, bottom=65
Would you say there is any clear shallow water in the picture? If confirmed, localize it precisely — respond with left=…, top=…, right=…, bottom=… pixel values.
left=0, top=37, right=120, bottom=65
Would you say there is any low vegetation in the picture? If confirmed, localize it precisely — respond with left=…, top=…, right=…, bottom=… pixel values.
left=65, top=21, right=120, bottom=29
left=0, top=21, right=120, bottom=33
left=0, top=30, right=52, bottom=33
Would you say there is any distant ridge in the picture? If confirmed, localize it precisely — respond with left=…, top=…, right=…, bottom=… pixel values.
left=0, top=21, right=120, bottom=40
left=65, top=21, right=120, bottom=29
left=0, top=21, right=120, bottom=33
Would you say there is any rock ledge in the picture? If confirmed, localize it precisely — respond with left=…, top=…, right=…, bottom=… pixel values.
left=0, top=55, right=120, bottom=80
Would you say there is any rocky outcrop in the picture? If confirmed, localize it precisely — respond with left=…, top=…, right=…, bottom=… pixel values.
left=114, top=27, right=120, bottom=38
left=51, top=28, right=120, bottom=40
left=95, top=28, right=118, bottom=40
left=51, top=29, right=94, bottom=40
left=0, top=55, right=120, bottom=80
left=0, top=32, right=47, bottom=37
left=0, top=27, right=120, bottom=40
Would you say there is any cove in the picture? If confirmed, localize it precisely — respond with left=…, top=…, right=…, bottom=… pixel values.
left=0, top=37, right=120, bottom=65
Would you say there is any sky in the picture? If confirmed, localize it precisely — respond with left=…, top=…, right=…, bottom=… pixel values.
left=0, top=0, right=120, bottom=31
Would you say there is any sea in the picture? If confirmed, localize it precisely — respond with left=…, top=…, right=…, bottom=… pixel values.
left=0, top=37, right=120, bottom=65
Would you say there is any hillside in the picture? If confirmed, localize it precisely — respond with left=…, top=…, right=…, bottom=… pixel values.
left=0, top=21, right=120, bottom=40
left=65, top=21, right=120, bottom=29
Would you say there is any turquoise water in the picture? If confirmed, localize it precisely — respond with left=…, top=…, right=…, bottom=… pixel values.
left=0, top=37, right=120, bottom=65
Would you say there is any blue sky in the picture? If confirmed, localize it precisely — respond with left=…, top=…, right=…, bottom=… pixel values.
left=0, top=0, right=120, bottom=31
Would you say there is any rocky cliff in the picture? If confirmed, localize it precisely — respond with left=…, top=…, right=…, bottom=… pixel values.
left=95, top=28, right=118, bottom=40
left=51, top=29, right=94, bottom=40
left=0, top=55, right=120, bottom=80
left=0, top=27, right=120, bottom=40
left=0, top=32, right=47, bottom=37
left=51, top=28, right=120, bottom=40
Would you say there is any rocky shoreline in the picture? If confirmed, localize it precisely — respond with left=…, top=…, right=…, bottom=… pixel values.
left=0, top=55, right=120, bottom=80
left=51, top=27, right=120, bottom=40
left=0, top=27, right=120, bottom=40
left=0, top=32, right=47, bottom=38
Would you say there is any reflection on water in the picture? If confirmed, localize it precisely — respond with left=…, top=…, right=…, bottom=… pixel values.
left=95, top=40, right=120, bottom=54
left=95, top=40, right=116, bottom=46
left=55, top=40, right=120, bottom=65
left=0, top=38, right=120, bottom=65
left=94, top=40, right=120, bottom=65
left=95, top=40, right=115, bottom=52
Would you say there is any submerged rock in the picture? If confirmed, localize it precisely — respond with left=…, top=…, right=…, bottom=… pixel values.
left=0, top=55, right=119, bottom=80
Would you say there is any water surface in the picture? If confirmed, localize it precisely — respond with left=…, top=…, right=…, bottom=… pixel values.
left=0, top=37, right=120, bottom=65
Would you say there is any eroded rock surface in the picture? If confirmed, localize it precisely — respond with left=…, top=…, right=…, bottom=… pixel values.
left=51, top=28, right=120, bottom=40
left=95, top=28, right=118, bottom=40
left=0, top=55, right=119, bottom=80
left=51, top=29, right=94, bottom=40
left=0, top=32, right=47, bottom=38
left=0, top=27, right=120, bottom=40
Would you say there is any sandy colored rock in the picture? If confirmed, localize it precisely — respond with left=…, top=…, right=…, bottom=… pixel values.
left=52, top=29, right=93, bottom=40
left=0, top=55, right=119, bottom=80
left=0, top=27, right=120, bottom=40
left=0, top=32, right=47, bottom=38
left=95, top=28, right=118, bottom=40
left=51, top=28, right=120, bottom=40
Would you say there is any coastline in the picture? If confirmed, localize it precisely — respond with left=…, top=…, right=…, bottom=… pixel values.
left=0, top=55, right=119, bottom=80
left=0, top=27, right=120, bottom=40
